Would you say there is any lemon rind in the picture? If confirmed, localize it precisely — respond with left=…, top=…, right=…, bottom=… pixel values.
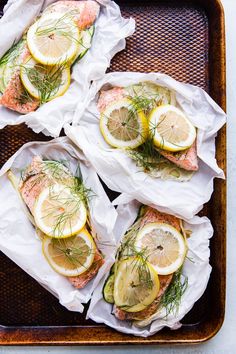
left=135, top=222, right=187, bottom=275
left=149, top=105, right=196, bottom=152
left=100, top=98, right=148, bottom=149
left=42, top=229, right=96, bottom=276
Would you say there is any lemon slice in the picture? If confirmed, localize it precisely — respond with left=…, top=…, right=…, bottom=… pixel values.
left=42, top=229, right=96, bottom=276
left=135, top=222, right=187, bottom=275
left=114, top=257, right=160, bottom=312
left=27, top=13, right=79, bottom=65
left=34, top=184, right=87, bottom=238
left=149, top=105, right=196, bottom=152
left=20, top=56, right=70, bottom=101
left=100, top=98, right=148, bottom=149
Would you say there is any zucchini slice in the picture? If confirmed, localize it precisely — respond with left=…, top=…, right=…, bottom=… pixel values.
left=73, top=25, right=95, bottom=64
left=103, top=274, right=115, bottom=304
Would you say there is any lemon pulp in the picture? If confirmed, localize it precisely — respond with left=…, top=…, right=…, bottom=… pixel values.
left=135, top=222, right=187, bottom=275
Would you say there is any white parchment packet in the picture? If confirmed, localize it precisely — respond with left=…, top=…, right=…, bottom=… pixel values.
left=0, top=137, right=118, bottom=312
left=0, top=0, right=135, bottom=137
left=65, top=71, right=226, bottom=219
left=87, top=200, right=213, bottom=337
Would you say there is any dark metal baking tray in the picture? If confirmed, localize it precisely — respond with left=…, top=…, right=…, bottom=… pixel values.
left=0, top=0, right=226, bottom=345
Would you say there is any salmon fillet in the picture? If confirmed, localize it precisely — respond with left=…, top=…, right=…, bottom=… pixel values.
left=114, top=274, right=173, bottom=321
left=114, top=206, right=180, bottom=321
left=0, top=45, right=39, bottom=114
left=19, top=156, right=51, bottom=213
left=97, top=87, right=125, bottom=112
left=44, top=0, right=100, bottom=30
left=0, top=72, right=39, bottom=114
left=158, top=140, right=198, bottom=171
left=19, top=156, right=103, bottom=288
left=68, top=248, right=104, bottom=288
left=1, top=1, right=100, bottom=113
left=97, top=87, right=198, bottom=171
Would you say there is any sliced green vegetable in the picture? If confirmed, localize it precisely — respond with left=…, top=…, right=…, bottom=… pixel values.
left=103, top=274, right=115, bottom=304
left=0, top=63, right=6, bottom=93
left=73, top=25, right=95, bottom=64
left=3, top=61, right=16, bottom=88
left=0, top=38, right=26, bottom=91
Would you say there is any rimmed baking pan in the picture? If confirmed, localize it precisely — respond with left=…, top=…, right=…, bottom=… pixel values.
left=0, top=0, right=226, bottom=345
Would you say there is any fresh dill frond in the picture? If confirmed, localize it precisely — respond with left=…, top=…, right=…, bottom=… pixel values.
left=20, top=62, right=68, bottom=104
left=126, top=81, right=173, bottom=109
left=127, top=138, right=166, bottom=172
left=0, top=38, right=25, bottom=66
left=160, top=267, right=188, bottom=317
left=35, top=10, right=81, bottom=45
left=116, top=219, right=155, bottom=295
left=16, top=86, right=35, bottom=105
left=42, top=159, right=71, bottom=179
left=51, top=236, right=96, bottom=271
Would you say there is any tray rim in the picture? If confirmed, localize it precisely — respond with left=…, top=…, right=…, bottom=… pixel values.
left=0, top=0, right=226, bottom=345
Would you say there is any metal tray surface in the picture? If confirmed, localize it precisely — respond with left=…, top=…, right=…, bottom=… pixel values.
left=0, top=0, right=226, bottom=345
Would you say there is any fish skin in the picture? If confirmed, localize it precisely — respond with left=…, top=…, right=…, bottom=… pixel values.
left=0, top=45, right=39, bottom=114
left=97, top=86, right=198, bottom=171
left=68, top=249, right=104, bottom=288
left=19, top=156, right=103, bottom=289
left=44, top=0, right=100, bottom=30
left=114, top=206, right=180, bottom=321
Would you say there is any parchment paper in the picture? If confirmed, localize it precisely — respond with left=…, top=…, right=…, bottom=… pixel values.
left=0, top=0, right=135, bottom=137
left=65, top=72, right=226, bottom=219
left=0, top=137, right=118, bottom=312
left=87, top=200, right=213, bottom=337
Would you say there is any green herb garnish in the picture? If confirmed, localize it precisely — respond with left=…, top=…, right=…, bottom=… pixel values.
left=160, top=267, right=188, bottom=316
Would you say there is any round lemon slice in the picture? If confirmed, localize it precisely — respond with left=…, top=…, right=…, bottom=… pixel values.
left=135, top=222, right=187, bottom=275
left=114, top=257, right=160, bottom=312
left=27, top=13, right=79, bottom=65
left=100, top=98, right=148, bottom=149
left=149, top=105, right=196, bottom=152
left=34, top=184, right=87, bottom=238
left=42, top=229, right=96, bottom=276
left=20, top=56, right=70, bottom=101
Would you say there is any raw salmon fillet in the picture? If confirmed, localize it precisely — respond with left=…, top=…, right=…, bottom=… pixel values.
left=68, top=249, right=104, bottom=288
left=97, top=87, right=125, bottom=112
left=114, top=206, right=180, bottom=321
left=44, top=0, right=100, bottom=30
left=158, top=140, right=198, bottom=171
left=0, top=45, right=39, bottom=114
left=19, top=156, right=103, bottom=288
left=97, top=87, right=198, bottom=171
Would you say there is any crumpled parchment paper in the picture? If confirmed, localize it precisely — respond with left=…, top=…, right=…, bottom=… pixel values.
left=0, top=137, right=118, bottom=312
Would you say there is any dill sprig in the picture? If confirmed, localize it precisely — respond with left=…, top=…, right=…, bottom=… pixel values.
left=21, top=159, right=95, bottom=236
left=0, top=38, right=25, bottom=66
left=127, top=138, right=166, bottom=172
left=160, top=267, right=188, bottom=317
left=42, top=173, right=94, bottom=238
left=116, top=219, right=156, bottom=298
left=50, top=236, right=96, bottom=271
left=42, top=159, right=71, bottom=180
left=35, top=10, right=81, bottom=45
left=16, top=85, right=35, bottom=105
left=126, top=81, right=172, bottom=114
left=20, top=61, right=68, bottom=104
